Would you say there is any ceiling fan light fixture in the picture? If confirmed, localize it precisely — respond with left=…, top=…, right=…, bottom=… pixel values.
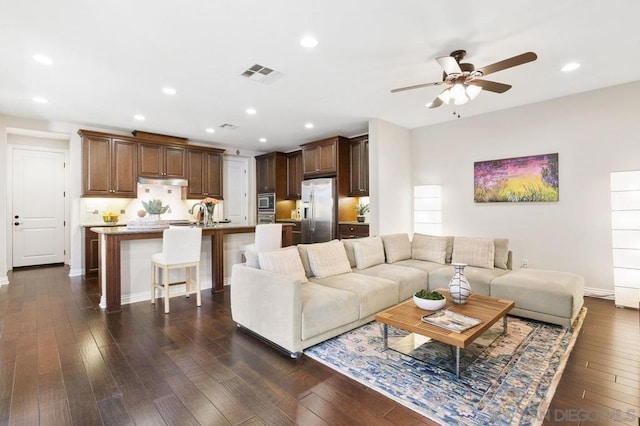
left=454, top=94, right=469, bottom=106
left=466, top=84, right=482, bottom=100
left=450, top=83, right=465, bottom=100
left=437, top=89, right=452, bottom=104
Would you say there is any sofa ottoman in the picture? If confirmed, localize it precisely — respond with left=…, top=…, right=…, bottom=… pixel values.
left=490, top=268, right=584, bottom=328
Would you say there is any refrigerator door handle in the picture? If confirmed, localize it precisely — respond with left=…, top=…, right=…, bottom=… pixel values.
left=310, top=189, right=315, bottom=231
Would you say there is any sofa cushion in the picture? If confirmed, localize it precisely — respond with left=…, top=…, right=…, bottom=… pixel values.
left=306, top=240, right=352, bottom=279
left=297, top=244, right=314, bottom=277
left=411, top=234, right=448, bottom=264
left=494, top=238, right=510, bottom=270
left=353, top=263, right=428, bottom=301
left=393, top=258, right=449, bottom=275
left=452, top=237, right=495, bottom=269
left=382, top=234, right=412, bottom=263
left=427, top=265, right=508, bottom=296
left=301, top=282, right=360, bottom=340
left=310, top=273, right=398, bottom=319
left=354, top=236, right=385, bottom=269
left=258, top=246, right=308, bottom=283
left=490, top=268, right=584, bottom=327
left=341, top=238, right=358, bottom=268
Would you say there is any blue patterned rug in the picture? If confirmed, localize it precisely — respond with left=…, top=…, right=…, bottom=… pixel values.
left=305, top=309, right=586, bottom=426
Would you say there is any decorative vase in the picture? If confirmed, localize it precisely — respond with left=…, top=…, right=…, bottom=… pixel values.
left=357, top=215, right=365, bottom=223
left=148, top=213, right=161, bottom=221
left=205, top=204, right=217, bottom=226
left=448, top=263, right=471, bottom=304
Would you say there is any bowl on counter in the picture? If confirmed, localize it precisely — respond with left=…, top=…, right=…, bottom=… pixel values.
left=103, top=214, right=119, bottom=223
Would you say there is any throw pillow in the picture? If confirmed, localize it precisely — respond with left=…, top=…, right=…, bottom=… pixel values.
left=494, top=238, right=510, bottom=269
left=451, top=237, right=495, bottom=269
left=353, top=236, right=385, bottom=269
left=341, top=238, right=358, bottom=268
left=258, top=246, right=308, bottom=283
left=411, top=234, right=448, bottom=264
left=381, top=234, right=412, bottom=263
left=306, top=240, right=352, bottom=278
left=296, top=244, right=314, bottom=277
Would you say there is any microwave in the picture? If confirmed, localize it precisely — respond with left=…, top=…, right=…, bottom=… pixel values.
left=257, top=193, right=275, bottom=214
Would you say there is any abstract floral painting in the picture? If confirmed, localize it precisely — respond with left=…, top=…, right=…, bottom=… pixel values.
left=474, top=153, right=559, bottom=202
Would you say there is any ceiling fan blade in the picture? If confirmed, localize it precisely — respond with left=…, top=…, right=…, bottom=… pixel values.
left=390, top=81, right=443, bottom=93
left=471, top=79, right=512, bottom=93
left=476, top=52, right=537, bottom=77
left=436, top=56, right=462, bottom=75
left=427, top=95, right=444, bottom=109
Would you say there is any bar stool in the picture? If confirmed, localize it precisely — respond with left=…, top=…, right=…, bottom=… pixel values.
left=151, top=227, right=203, bottom=314
left=243, top=224, right=282, bottom=267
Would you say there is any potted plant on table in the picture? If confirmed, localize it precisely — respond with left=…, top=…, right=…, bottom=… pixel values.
left=354, top=201, right=369, bottom=223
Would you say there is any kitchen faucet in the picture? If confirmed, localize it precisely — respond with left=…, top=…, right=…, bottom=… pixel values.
left=191, top=202, right=209, bottom=225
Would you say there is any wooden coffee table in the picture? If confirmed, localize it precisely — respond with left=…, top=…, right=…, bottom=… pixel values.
left=375, top=290, right=514, bottom=377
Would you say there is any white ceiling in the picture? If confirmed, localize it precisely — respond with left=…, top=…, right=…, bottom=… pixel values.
left=2, top=0, right=640, bottom=152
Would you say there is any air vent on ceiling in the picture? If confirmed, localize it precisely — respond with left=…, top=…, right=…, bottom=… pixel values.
left=219, top=123, right=239, bottom=130
left=240, top=63, right=283, bottom=84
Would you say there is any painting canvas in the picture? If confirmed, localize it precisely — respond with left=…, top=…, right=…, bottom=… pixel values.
left=474, top=153, right=559, bottom=202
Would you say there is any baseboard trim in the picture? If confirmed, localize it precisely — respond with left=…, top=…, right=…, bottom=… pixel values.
left=0, top=275, right=9, bottom=287
left=584, top=286, right=615, bottom=300
left=68, top=268, right=83, bottom=277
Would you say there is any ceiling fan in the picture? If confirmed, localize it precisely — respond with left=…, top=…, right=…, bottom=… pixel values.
left=391, top=49, right=537, bottom=108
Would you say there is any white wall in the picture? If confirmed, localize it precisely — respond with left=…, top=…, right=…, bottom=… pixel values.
left=369, top=118, right=412, bottom=236
left=410, top=81, right=640, bottom=292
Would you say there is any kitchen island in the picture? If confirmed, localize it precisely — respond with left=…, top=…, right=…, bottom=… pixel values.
left=91, top=223, right=293, bottom=313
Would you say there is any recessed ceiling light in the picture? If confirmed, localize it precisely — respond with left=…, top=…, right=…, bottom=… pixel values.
left=259, top=138, right=267, bottom=143
left=300, top=36, right=318, bottom=48
left=33, top=54, right=53, bottom=65
left=134, top=114, right=145, bottom=121
left=246, top=108, right=257, bottom=115
left=561, top=62, right=581, bottom=72
left=305, top=122, right=314, bottom=129
left=33, top=96, right=48, bottom=104
left=206, top=128, right=215, bottom=133
left=162, top=87, right=177, bottom=95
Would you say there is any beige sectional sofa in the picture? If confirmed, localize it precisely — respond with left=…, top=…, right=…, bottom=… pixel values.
left=231, top=234, right=583, bottom=357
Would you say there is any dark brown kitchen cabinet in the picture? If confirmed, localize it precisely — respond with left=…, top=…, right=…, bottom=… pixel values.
left=286, top=150, right=303, bottom=199
left=349, top=135, right=369, bottom=196
left=186, top=148, right=224, bottom=199
left=84, top=228, right=99, bottom=275
left=256, top=152, right=287, bottom=194
left=138, top=143, right=186, bottom=178
left=81, top=131, right=137, bottom=197
left=301, top=137, right=346, bottom=178
left=338, top=223, right=369, bottom=239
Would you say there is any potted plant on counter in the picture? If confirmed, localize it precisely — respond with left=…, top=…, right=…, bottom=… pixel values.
left=354, top=201, right=369, bottom=223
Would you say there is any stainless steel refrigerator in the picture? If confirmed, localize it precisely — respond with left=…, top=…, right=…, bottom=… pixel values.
left=301, top=177, right=337, bottom=243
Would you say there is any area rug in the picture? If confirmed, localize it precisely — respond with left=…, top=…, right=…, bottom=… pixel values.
left=305, top=309, right=586, bottom=426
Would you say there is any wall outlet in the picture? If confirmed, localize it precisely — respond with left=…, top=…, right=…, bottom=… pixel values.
left=521, top=258, right=528, bottom=268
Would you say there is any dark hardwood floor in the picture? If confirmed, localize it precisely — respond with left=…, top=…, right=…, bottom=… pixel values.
left=0, top=265, right=638, bottom=425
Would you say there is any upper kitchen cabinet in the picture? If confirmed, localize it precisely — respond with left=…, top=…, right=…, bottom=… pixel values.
left=256, top=152, right=287, bottom=194
left=80, top=130, right=137, bottom=197
left=186, top=148, right=224, bottom=199
left=138, top=143, right=186, bottom=178
left=286, top=150, right=303, bottom=199
left=349, top=135, right=369, bottom=196
left=301, top=136, right=349, bottom=178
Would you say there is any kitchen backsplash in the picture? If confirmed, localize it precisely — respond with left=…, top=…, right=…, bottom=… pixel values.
left=80, top=183, right=224, bottom=224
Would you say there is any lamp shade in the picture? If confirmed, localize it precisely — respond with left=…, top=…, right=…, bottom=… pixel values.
left=466, top=84, right=482, bottom=100
left=450, top=83, right=465, bottom=100
left=437, top=89, right=452, bottom=104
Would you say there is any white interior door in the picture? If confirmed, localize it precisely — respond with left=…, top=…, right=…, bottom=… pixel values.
left=223, top=157, right=248, bottom=224
left=12, top=148, right=65, bottom=267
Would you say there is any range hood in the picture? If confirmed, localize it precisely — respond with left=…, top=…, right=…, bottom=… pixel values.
left=137, top=177, right=188, bottom=186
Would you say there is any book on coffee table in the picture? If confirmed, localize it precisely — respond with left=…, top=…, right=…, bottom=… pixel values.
left=421, top=310, right=482, bottom=333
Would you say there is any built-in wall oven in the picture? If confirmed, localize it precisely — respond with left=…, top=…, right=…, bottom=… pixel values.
left=257, top=214, right=275, bottom=224
left=257, top=193, right=276, bottom=224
